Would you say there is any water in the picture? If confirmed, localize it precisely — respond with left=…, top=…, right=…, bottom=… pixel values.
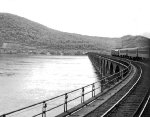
left=0, top=54, right=99, bottom=116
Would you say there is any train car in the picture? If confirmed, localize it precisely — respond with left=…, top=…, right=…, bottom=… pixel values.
left=111, top=49, right=119, bottom=56
left=127, top=47, right=138, bottom=59
left=111, top=46, right=150, bottom=60
left=138, top=47, right=150, bottom=59
left=119, top=49, right=128, bottom=57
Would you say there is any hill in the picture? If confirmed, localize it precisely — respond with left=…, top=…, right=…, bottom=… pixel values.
left=0, top=13, right=149, bottom=55
left=121, top=35, right=150, bottom=48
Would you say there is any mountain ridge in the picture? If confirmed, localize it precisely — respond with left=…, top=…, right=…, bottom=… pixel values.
left=0, top=13, right=149, bottom=55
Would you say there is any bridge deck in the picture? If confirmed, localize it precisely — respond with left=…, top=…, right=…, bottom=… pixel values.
left=66, top=63, right=136, bottom=117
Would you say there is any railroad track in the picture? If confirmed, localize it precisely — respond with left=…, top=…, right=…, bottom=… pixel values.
left=140, top=93, right=150, bottom=117
left=100, top=61, right=150, bottom=117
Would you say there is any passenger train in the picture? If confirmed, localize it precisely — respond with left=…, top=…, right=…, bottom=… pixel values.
left=111, top=47, right=150, bottom=60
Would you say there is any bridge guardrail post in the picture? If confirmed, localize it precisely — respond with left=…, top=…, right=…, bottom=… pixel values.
left=42, top=101, right=47, bottom=117
left=64, top=93, right=68, bottom=112
left=106, top=78, right=109, bottom=88
left=92, top=83, right=95, bottom=97
left=117, top=73, right=119, bottom=82
left=1, top=115, right=6, bottom=117
left=114, top=74, right=117, bottom=83
left=119, top=71, right=121, bottom=80
left=122, top=70, right=124, bottom=79
left=81, top=87, right=85, bottom=103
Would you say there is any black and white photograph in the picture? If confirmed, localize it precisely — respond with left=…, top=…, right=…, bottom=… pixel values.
left=0, top=0, right=150, bottom=117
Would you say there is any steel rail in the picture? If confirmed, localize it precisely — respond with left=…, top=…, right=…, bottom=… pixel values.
left=101, top=64, right=142, bottom=117
left=138, top=90, right=150, bottom=117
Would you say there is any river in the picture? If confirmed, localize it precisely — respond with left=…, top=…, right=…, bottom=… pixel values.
left=0, top=54, right=100, bottom=116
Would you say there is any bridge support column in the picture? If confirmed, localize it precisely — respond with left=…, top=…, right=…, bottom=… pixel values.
left=100, top=59, right=103, bottom=77
left=102, top=59, right=105, bottom=77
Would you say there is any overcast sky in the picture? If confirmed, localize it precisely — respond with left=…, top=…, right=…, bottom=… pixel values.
left=0, top=0, right=150, bottom=37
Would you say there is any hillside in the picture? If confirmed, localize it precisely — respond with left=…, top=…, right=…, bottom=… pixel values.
left=0, top=13, right=149, bottom=55
left=121, top=35, right=150, bottom=48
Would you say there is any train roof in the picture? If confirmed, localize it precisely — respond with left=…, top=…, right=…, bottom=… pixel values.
left=114, top=46, right=149, bottom=51
left=139, top=46, right=150, bottom=49
left=111, top=49, right=119, bottom=51
left=120, top=47, right=138, bottom=50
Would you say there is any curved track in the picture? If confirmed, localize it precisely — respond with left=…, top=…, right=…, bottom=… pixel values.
left=140, top=94, right=150, bottom=117
left=101, top=61, right=150, bottom=117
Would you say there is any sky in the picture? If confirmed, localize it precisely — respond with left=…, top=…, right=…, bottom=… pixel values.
left=0, top=0, right=150, bottom=37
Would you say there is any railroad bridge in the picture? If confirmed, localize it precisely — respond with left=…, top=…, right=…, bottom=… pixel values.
left=88, top=53, right=126, bottom=77
left=1, top=53, right=150, bottom=117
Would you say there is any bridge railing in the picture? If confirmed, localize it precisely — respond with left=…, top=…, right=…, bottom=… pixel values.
left=0, top=63, right=132, bottom=117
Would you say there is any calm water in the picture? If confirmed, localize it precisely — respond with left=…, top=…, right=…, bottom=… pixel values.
left=0, top=55, right=99, bottom=116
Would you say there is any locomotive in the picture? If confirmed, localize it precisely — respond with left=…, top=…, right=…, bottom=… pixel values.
left=111, top=47, right=150, bottom=60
